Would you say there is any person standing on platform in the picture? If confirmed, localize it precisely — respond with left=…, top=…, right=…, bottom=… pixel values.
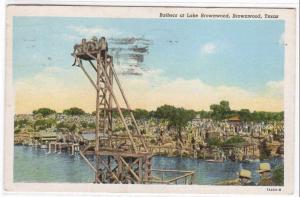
left=99, top=37, right=108, bottom=61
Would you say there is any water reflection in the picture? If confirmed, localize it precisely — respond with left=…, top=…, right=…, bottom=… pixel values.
left=14, top=146, right=282, bottom=184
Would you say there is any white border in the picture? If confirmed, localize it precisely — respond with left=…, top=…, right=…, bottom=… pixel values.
left=1, top=1, right=299, bottom=197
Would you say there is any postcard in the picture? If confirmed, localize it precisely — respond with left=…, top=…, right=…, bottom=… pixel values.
left=4, top=4, right=297, bottom=195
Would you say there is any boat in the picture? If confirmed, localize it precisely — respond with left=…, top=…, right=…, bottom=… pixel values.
left=205, top=159, right=224, bottom=163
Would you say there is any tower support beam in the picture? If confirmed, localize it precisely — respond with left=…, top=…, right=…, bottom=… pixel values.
left=73, top=40, right=151, bottom=184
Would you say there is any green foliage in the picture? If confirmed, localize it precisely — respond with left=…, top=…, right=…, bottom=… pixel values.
left=210, top=100, right=231, bottom=120
left=128, top=125, right=134, bottom=130
left=14, top=119, right=29, bottom=128
left=155, top=105, right=176, bottom=119
left=207, top=137, right=222, bottom=147
left=272, top=165, right=284, bottom=186
left=237, top=109, right=251, bottom=122
left=170, top=108, right=196, bottom=129
left=205, top=101, right=283, bottom=122
left=88, top=122, right=96, bottom=129
left=198, top=110, right=211, bottom=119
left=113, top=127, right=125, bottom=132
left=133, top=109, right=149, bottom=120
left=65, top=104, right=283, bottom=123
left=154, top=105, right=196, bottom=142
left=155, top=105, right=196, bottom=129
left=56, top=121, right=79, bottom=132
left=251, top=111, right=284, bottom=122
left=70, top=123, right=76, bottom=132
left=14, top=128, right=21, bottom=134
left=57, top=122, right=67, bottom=129
left=259, top=139, right=272, bottom=160
left=33, top=108, right=56, bottom=117
left=148, top=110, right=156, bottom=118
left=207, top=136, right=245, bottom=147
left=34, top=118, right=56, bottom=131
left=155, top=105, right=196, bottom=126
left=150, top=138, right=156, bottom=144
left=27, top=128, right=34, bottom=132
left=112, top=110, right=130, bottom=118
left=63, top=107, right=85, bottom=116
left=81, top=121, right=88, bottom=128
left=223, top=136, right=245, bottom=145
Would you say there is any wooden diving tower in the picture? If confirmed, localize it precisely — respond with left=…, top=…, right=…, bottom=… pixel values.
left=71, top=37, right=194, bottom=184
left=71, top=38, right=151, bottom=184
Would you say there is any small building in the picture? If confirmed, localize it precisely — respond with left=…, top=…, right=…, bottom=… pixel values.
left=227, top=116, right=241, bottom=123
left=33, top=131, right=57, bottom=143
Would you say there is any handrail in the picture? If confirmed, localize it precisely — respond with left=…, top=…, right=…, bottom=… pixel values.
left=167, top=172, right=194, bottom=183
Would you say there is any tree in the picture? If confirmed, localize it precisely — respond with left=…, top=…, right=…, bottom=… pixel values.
left=33, top=108, right=56, bottom=117
left=198, top=110, right=211, bottom=119
left=14, top=119, right=29, bottom=128
left=238, top=109, right=251, bottom=122
left=81, top=121, right=88, bottom=128
left=155, top=105, right=196, bottom=144
left=210, top=100, right=231, bottom=120
left=133, top=109, right=149, bottom=120
left=154, top=105, right=176, bottom=120
left=63, top=107, right=85, bottom=116
left=70, top=123, right=76, bottom=132
left=57, top=122, right=68, bottom=129
left=250, top=111, right=284, bottom=122
left=259, top=139, right=271, bottom=159
left=33, top=118, right=56, bottom=131
left=88, top=122, right=96, bottom=129
left=56, top=122, right=69, bottom=132
left=223, top=136, right=245, bottom=145
left=207, top=137, right=222, bottom=147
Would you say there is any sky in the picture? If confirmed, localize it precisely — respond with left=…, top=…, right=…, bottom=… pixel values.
left=13, top=17, right=285, bottom=114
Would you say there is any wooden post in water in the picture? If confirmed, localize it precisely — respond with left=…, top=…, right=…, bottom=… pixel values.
left=138, top=158, right=143, bottom=183
left=59, top=143, right=62, bottom=153
left=54, top=143, right=57, bottom=153
left=48, top=143, right=51, bottom=153
left=71, top=144, right=74, bottom=155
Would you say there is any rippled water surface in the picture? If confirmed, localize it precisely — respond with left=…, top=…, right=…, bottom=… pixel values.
left=14, top=145, right=282, bottom=184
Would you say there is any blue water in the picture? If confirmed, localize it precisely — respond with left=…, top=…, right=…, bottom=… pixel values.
left=14, top=146, right=282, bottom=184
left=14, top=146, right=94, bottom=183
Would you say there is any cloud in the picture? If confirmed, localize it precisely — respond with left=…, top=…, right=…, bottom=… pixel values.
left=15, top=66, right=96, bottom=114
left=15, top=65, right=283, bottom=114
left=200, top=42, right=217, bottom=55
left=265, top=80, right=284, bottom=98
left=119, top=77, right=283, bottom=112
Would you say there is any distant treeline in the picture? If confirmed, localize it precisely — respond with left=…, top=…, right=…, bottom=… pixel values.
left=30, top=100, right=283, bottom=123
left=33, top=107, right=85, bottom=117
left=199, top=100, right=283, bottom=122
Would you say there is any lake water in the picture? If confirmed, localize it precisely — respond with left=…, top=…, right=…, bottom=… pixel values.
left=14, top=145, right=283, bottom=184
